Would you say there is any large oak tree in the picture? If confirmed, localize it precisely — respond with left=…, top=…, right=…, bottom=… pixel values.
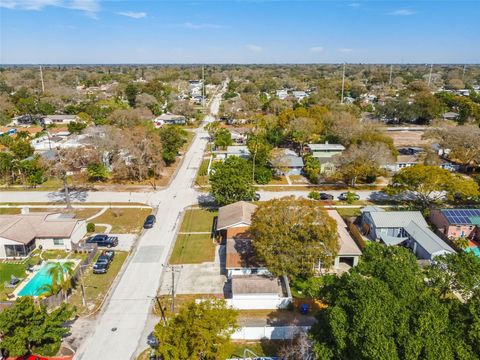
left=250, top=197, right=338, bottom=278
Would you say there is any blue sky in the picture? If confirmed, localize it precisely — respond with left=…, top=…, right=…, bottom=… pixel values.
left=0, top=0, right=479, bottom=64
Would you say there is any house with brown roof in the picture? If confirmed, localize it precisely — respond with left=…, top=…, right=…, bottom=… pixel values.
left=326, top=210, right=362, bottom=270
left=0, top=211, right=86, bottom=259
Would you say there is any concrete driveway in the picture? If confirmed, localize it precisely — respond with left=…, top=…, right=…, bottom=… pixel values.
left=110, top=234, right=137, bottom=252
left=159, top=245, right=226, bottom=296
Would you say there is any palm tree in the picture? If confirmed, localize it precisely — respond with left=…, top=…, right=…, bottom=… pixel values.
left=454, top=237, right=470, bottom=250
left=46, top=261, right=75, bottom=301
left=37, top=283, right=58, bottom=298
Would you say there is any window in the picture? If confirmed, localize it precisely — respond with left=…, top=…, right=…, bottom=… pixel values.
left=53, top=238, right=64, bottom=246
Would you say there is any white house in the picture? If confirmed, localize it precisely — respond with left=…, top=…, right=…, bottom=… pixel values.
left=226, top=145, right=250, bottom=159
left=0, top=212, right=87, bottom=259
left=153, top=113, right=187, bottom=127
left=227, top=275, right=292, bottom=310
left=292, top=91, right=308, bottom=101
left=384, top=155, right=419, bottom=173
left=43, top=115, right=79, bottom=125
left=276, top=90, right=288, bottom=100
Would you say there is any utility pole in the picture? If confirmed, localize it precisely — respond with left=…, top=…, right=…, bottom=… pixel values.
left=427, top=64, right=433, bottom=86
left=163, top=265, right=182, bottom=312
left=202, top=65, right=205, bottom=110
left=389, top=64, right=393, bottom=86
left=462, top=64, right=467, bottom=81
left=340, top=63, right=346, bottom=104
left=39, top=65, right=45, bottom=93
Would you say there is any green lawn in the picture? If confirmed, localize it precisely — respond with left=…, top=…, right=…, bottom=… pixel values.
left=180, top=208, right=218, bottom=233
left=0, top=263, right=26, bottom=299
left=91, top=208, right=152, bottom=233
left=169, top=234, right=215, bottom=264
left=229, top=340, right=282, bottom=357
left=69, top=251, right=128, bottom=315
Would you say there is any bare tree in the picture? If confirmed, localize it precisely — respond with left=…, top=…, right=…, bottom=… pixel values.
left=278, top=332, right=316, bottom=360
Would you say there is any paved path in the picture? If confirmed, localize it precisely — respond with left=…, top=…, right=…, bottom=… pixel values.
left=74, top=85, right=226, bottom=360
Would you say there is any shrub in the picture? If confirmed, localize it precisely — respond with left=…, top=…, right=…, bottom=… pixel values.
left=308, top=191, right=321, bottom=200
left=86, top=223, right=95, bottom=232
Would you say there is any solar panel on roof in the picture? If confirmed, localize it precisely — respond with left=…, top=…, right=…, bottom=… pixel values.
left=442, top=209, right=480, bottom=224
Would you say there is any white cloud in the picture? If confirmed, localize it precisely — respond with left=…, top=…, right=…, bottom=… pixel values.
left=246, top=44, right=262, bottom=52
left=182, top=22, right=222, bottom=29
left=0, top=0, right=100, bottom=17
left=310, top=46, right=324, bottom=53
left=389, top=9, right=416, bottom=16
left=117, top=11, right=147, bottom=19
left=337, top=48, right=353, bottom=53
left=348, top=3, right=360, bottom=8
left=0, top=0, right=61, bottom=10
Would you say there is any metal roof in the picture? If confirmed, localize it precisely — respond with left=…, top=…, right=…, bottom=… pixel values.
left=307, top=143, right=345, bottom=151
left=404, top=221, right=455, bottom=256
left=368, top=211, right=428, bottom=229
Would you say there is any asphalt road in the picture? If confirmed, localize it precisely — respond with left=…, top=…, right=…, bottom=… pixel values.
left=74, top=87, right=224, bottom=360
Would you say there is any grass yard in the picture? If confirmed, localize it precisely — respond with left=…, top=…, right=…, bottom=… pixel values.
left=195, top=159, right=210, bottom=187
left=0, top=263, right=26, bottom=299
left=0, top=208, right=21, bottom=214
left=169, top=234, right=215, bottom=264
left=180, top=208, right=217, bottom=233
left=229, top=340, right=282, bottom=357
left=90, top=208, right=152, bottom=233
left=336, top=207, right=362, bottom=218
left=69, top=251, right=128, bottom=316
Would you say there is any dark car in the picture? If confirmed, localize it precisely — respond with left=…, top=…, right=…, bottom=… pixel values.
left=86, top=234, right=119, bottom=248
left=338, top=192, right=360, bottom=201
left=143, top=215, right=156, bottom=229
left=147, top=332, right=159, bottom=348
left=93, top=259, right=110, bottom=274
left=319, top=192, right=334, bottom=200
left=97, top=254, right=112, bottom=264
left=102, top=250, right=115, bottom=262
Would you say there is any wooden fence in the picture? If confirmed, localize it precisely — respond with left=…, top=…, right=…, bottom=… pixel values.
left=39, top=246, right=98, bottom=309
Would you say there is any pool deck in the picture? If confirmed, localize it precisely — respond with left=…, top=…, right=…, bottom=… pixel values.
left=12, top=259, right=81, bottom=299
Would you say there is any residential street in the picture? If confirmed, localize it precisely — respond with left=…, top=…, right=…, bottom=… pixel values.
left=73, top=87, right=224, bottom=360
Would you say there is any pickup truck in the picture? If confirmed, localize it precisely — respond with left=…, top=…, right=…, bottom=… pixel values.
left=86, top=234, right=119, bottom=248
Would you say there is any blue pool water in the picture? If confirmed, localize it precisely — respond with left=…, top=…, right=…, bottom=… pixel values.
left=466, top=247, right=480, bottom=258
left=18, top=262, right=56, bottom=297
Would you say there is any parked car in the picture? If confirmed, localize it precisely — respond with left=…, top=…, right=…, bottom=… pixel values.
left=338, top=192, right=360, bottom=201
left=102, top=250, right=115, bottom=262
left=143, top=214, right=156, bottom=229
left=319, top=192, right=334, bottom=200
left=93, top=259, right=110, bottom=274
left=147, top=332, right=159, bottom=348
left=86, top=234, right=119, bottom=248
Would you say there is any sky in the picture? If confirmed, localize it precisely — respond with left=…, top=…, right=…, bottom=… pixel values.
left=0, top=0, right=479, bottom=64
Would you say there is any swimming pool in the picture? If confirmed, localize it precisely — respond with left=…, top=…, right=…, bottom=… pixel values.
left=466, top=246, right=480, bottom=258
left=18, top=262, right=57, bottom=297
